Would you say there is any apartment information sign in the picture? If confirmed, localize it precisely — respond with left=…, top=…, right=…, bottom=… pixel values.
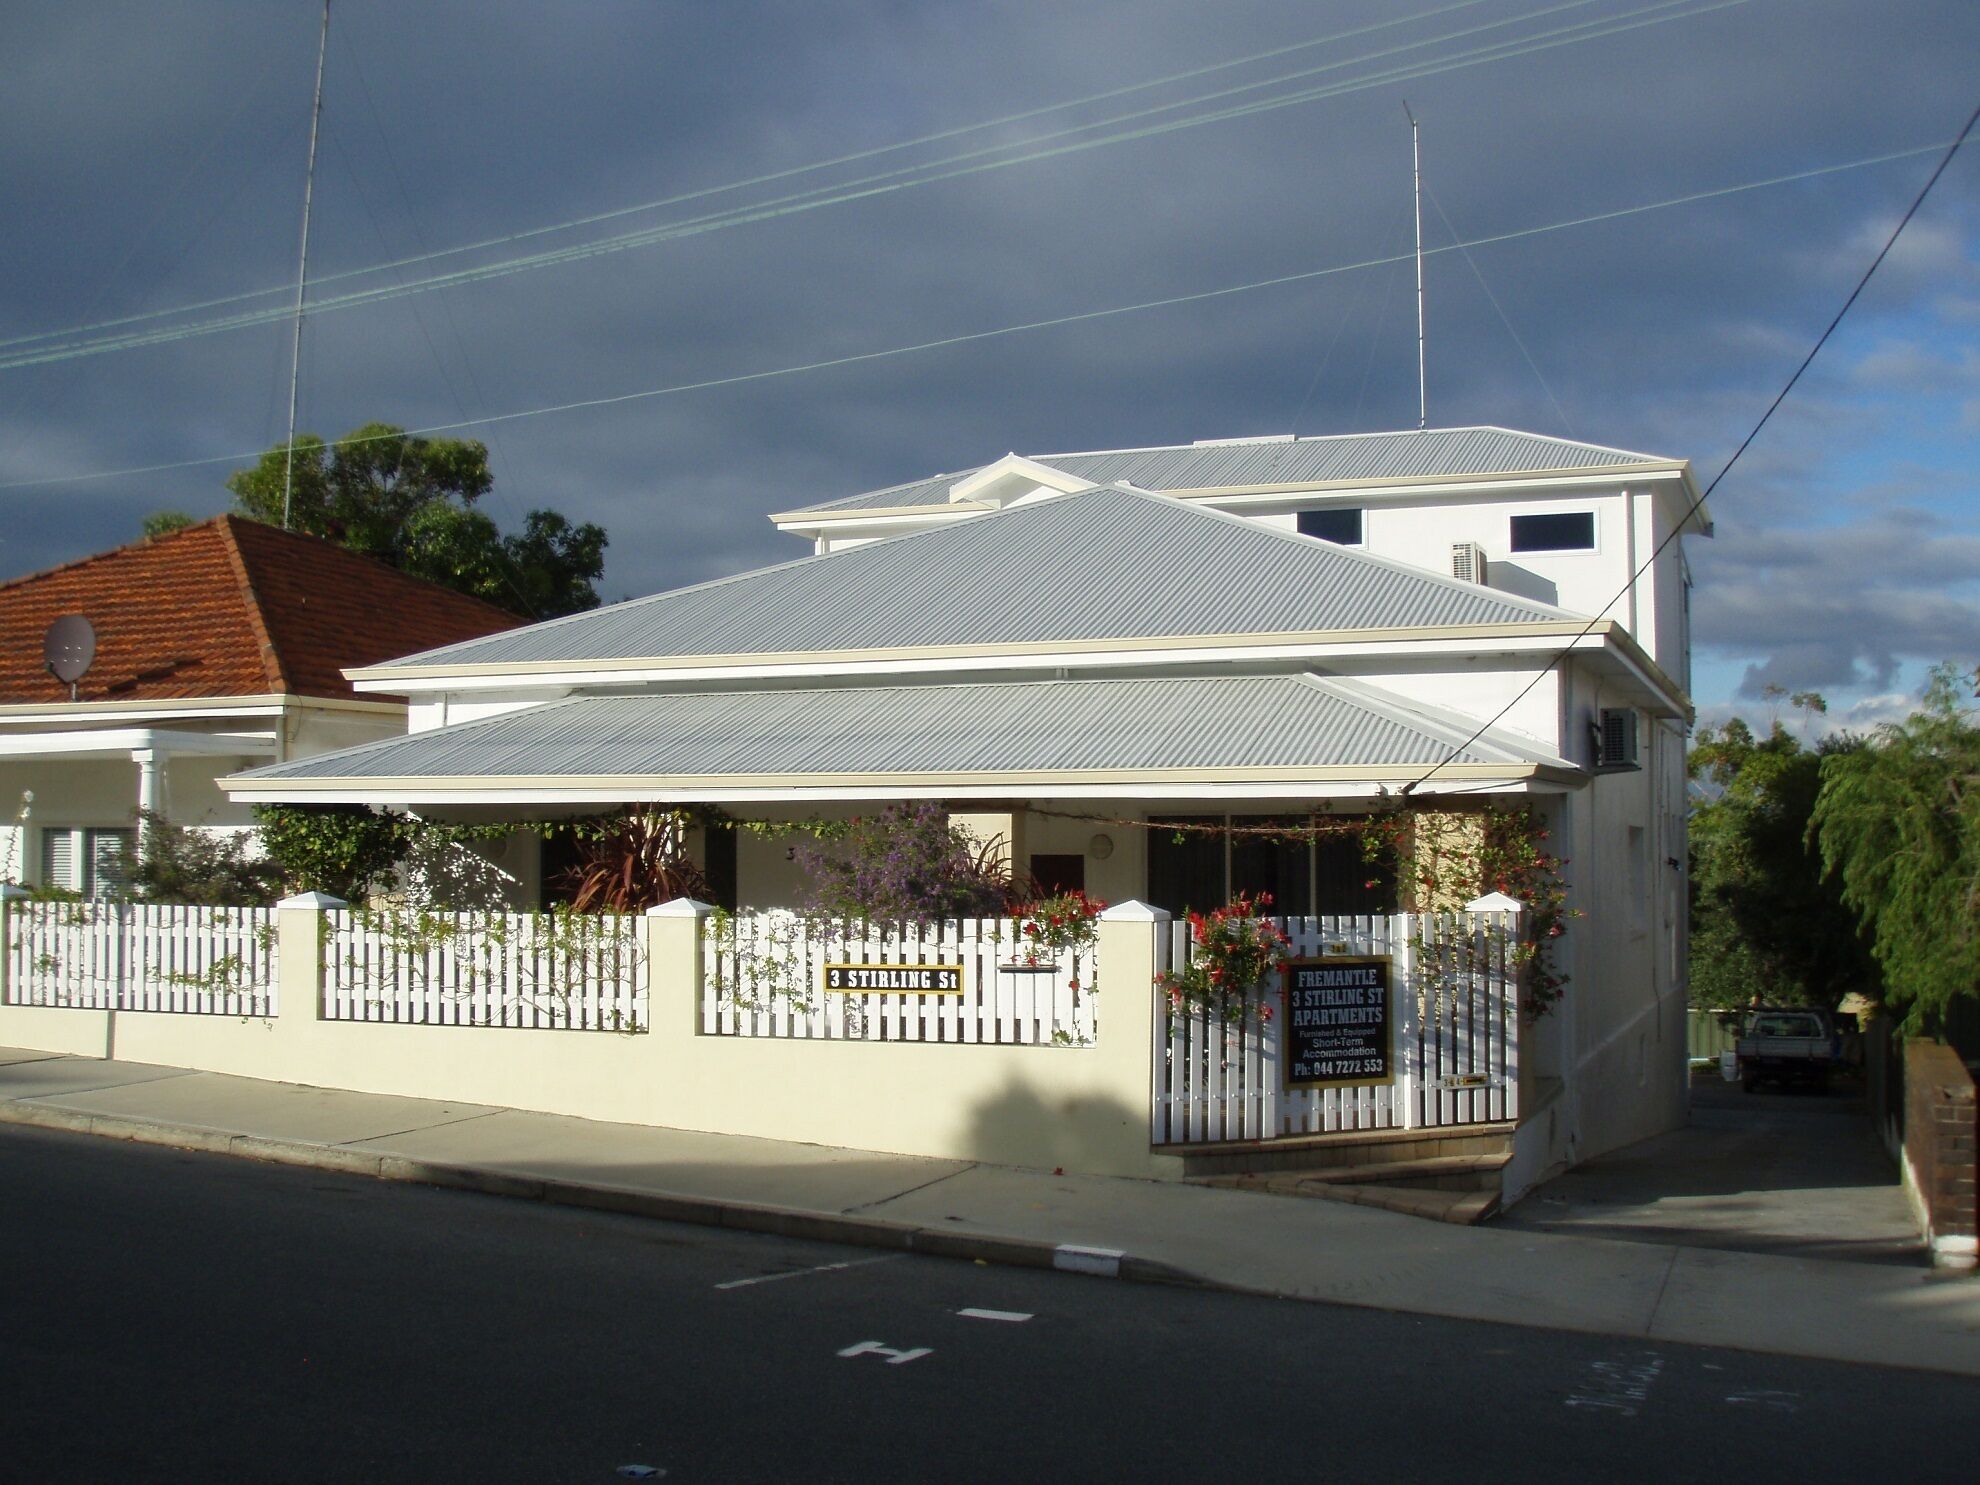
left=1283, top=956, right=1394, bottom=1089
left=823, top=963, right=965, bottom=995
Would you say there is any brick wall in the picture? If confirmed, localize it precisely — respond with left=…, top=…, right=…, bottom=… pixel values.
left=1903, top=1039, right=1977, bottom=1271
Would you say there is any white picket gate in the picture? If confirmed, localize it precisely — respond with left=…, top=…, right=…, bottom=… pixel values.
left=325, top=908, right=645, bottom=1032
left=1151, top=909, right=1519, bottom=1145
left=1, top=900, right=278, bottom=1016
left=701, top=913, right=1096, bottom=1045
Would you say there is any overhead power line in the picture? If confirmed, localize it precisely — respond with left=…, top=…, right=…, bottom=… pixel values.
left=0, top=0, right=1745, bottom=374
left=0, top=0, right=1507, bottom=355
left=0, top=138, right=1952, bottom=495
left=1398, top=99, right=1980, bottom=799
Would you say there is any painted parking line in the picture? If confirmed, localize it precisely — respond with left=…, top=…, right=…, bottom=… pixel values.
left=715, top=1255, right=902, bottom=1291
left=1565, top=1353, right=1665, bottom=1417
left=956, top=1308, right=1033, bottom=1322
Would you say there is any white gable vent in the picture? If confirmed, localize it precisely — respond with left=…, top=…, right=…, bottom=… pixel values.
left=1451, top=541, right=1489, bottom=585
left=1591, top=708, right=1640, bottom=772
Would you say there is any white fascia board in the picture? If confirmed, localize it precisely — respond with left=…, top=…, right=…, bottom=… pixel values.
left=1197, top=467, right=1688, bottom=511
left=0, top=727, right=277, bottom=760
left=0, top=693, right=405, bottom=728
left=223, top=768, right=1578, bottom=808
left=769, top=504, right=990, bottom=538
left=947, top=454, right=1094, bottom=505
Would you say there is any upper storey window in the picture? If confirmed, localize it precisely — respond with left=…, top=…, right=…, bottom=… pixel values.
left=1296, top=507, right=1363, bottom=544
left=1510, top=511, right=1595, bottom=552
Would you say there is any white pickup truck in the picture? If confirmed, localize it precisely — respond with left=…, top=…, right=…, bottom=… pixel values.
left=1735, top=1009, right=1837, bottom=1093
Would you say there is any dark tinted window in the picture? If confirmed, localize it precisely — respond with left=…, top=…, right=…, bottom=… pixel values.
left=1296, top=507, right=1362, bottom=544
left=1147, top=819, right=1225, bottom=917
left=1510, top=511, right=1595, bottom=551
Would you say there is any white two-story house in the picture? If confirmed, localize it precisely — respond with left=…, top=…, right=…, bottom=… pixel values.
left=226, top=426, right=1709, bottom=1171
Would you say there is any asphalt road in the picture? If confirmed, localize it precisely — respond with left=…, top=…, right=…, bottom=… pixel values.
left=2, top=1124, right=1973, bottom=1484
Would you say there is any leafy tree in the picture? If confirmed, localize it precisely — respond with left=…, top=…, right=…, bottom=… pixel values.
left=1688, top=707, right=1875, bottom=1010
left=141, top=510, right=195, bottom=539
left=1810, top=663, right=1979, bottom=1035
left=252, top=803, right=415, bottom=902
left=130, top=811, right=281, bottom=906
left=226, top=423, right=607, bottom=618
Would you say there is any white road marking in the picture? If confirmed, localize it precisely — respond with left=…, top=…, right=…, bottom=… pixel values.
left=838, top=1340, right=933, bottom=1365
left=1725, top=1389, right=1800, bottom=1413
left=957, top=1308, right=1033, bottom=1322
left=1565, top=1354, right=1665, bottom=1417
left=715, top=1255, right=901, bottom=1291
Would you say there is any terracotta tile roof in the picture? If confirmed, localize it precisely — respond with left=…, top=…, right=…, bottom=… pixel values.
left=0, top=516, right=521, bottom=706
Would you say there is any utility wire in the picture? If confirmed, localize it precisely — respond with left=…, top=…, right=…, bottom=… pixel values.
left=1425, top=181, right=1577, bottom=435
left=0, top=0, right=1743, bottom=373
left=0, top=0, right=1507, bottom=353
left=0, top=137, right=1950, bottom=494
left=1398, top=99, right=1980, bottom=799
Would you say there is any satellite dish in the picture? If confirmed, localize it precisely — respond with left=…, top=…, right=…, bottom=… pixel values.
left=44, top=614, right=96, bottom=698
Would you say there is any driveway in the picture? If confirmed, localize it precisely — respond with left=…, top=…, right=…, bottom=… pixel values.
left=1501, top=1070, right=1922, bottom=1266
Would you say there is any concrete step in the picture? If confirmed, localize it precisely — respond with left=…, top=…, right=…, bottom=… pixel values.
left=1171, top=1123, right=1514, bottom=1179
left=1195, top=1168, right=1501, bottom=1225
left=1294, top=1153, right=1509, bottom=1193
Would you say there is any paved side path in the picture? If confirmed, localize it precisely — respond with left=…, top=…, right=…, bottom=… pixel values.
left=3, top=1047, right=1975, bottom=1376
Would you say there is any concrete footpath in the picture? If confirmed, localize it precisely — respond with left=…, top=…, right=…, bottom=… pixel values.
left=3, top=1046, right=1975, bottom=1377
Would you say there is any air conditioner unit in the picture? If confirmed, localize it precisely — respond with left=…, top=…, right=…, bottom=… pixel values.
left=1451, top=541, right=1488, bottom=585
left=1591, top=707, right=1640, bottom=772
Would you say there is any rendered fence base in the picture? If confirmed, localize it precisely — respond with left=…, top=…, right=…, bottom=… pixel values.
left=0, top=896, right=1174, bottom=1179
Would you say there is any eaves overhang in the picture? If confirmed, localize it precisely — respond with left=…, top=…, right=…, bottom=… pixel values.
left=222, top=761, right=1584, bottom=808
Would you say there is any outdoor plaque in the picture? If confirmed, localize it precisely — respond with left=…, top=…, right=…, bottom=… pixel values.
left=823, top=963, right=965, bottom=995
left=1283, top=956, right=1393, bottom=1089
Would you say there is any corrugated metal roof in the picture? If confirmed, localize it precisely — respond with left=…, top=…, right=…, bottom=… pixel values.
left=792, top=426, right=1674, bottom=514
left=379, top=485, right=1573, bottom=672
left=236, top=673, right=1552, bottom=786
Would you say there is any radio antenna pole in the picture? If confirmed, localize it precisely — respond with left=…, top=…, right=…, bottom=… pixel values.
left=282, top=0, right=331, bottom=530
left=1404, top=99, right=1426, bottom=431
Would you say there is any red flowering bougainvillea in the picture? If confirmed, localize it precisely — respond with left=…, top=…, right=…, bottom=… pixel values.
left=1155, top=891, right=1292, bottom=1025
left=1012, top=889, right=1107, bottom=968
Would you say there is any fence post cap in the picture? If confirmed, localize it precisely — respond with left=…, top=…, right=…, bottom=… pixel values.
left=646, top=897, right=715, bottom=918
left=0, top=882, right=28, bottom=901
left=1097, top=899, right=1171, bottom=924
left=1466, top=891, right=1524, bottom=913
left=277, top=891, right=348, bottom=910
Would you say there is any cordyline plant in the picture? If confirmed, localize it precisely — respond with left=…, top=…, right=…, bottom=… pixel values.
left=1156, top=891, right=1293, bottom=1025
left=557, top=808, right=710, bottom=914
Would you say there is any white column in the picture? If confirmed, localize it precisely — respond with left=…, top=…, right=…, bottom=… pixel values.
left=646, top=897, right=714, bottom=1039
left=131, top=748, right=166, bottom=831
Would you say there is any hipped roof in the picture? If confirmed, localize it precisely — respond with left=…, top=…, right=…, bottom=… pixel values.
left=0, top=515, right=520, bottom=705
left=366, top=484, right=1576, bottom=677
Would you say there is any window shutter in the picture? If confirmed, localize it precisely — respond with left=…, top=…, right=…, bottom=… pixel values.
left=41, top=829, right=75, bottom=893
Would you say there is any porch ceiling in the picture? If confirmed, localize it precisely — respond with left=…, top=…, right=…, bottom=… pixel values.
left=223, top=673, right=1578, bottom=806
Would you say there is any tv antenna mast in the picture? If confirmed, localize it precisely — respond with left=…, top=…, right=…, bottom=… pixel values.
left=282, top=0, right=331, bottom=531
left=1403, top=100, right=1426, bottom=431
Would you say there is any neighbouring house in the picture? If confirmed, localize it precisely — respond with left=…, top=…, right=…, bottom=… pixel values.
left=0, top=515, right=521, bottom=894
left=224, top=426, right=1709, bottom=1169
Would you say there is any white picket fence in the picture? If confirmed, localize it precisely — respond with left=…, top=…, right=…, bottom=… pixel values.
left=701, top=913, right=1096, bottom=1045
left=1152, top=910, right=1519, bottom=1145
left=1, top=900, right=278, bottom=1016
left=325, top=908, right=645, bottom=1032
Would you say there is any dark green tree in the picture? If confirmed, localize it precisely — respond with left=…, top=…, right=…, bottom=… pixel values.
left=141, top=510, right=195, bottom=539
left=226, top=423, right=606, bottom=618
left=252, top=803, right=415, bottom=903
left=1688, top=703, right=1876, bottom=1011
left=1810, top=664, right=1980, bottom=1035
left=130, top=810, right=281, bottom=906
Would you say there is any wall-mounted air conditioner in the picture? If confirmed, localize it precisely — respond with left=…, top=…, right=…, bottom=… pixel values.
left=1591, top=707, right=1640, bottom=772
left=1451, top=541, right=1488, bottom=585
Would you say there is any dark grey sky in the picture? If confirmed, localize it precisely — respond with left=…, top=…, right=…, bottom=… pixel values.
left=1, top=0, right=1974, bottom=726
